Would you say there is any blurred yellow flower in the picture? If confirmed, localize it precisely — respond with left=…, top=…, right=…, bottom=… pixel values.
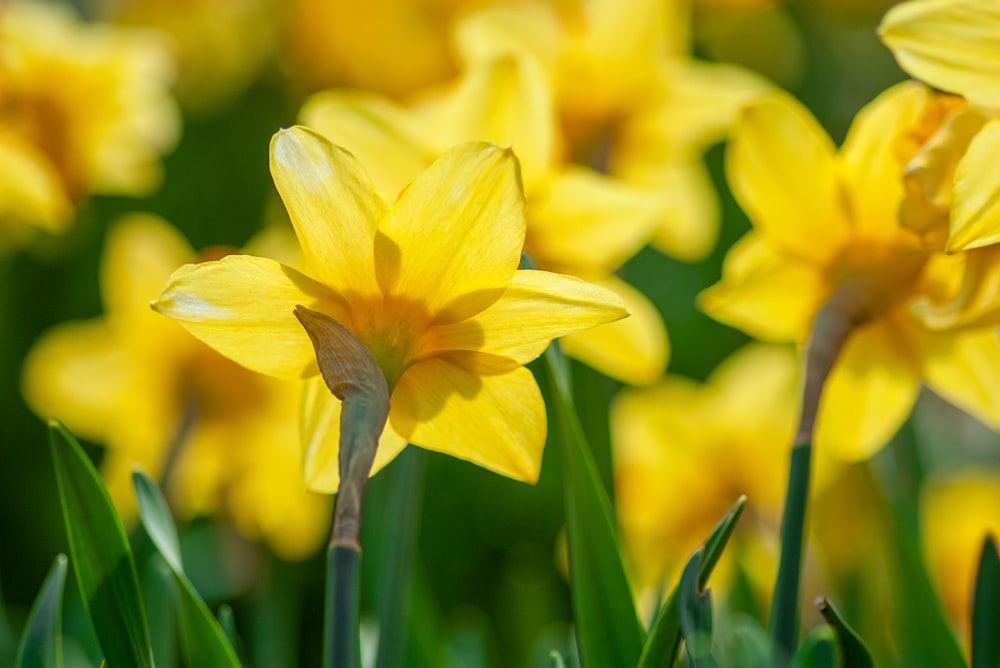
left=455, top=0, right=771, bottom=262
left=612, top=343, right=799, bottom=616
left=699, top=83, right=1000, bottom=461
left=920, top=470, right=1000, bottom=652
left=154, top=127, right=628, bottom=492
left=0, top=2, right=179, bottom=249
left=301, top=55, right=668, bottom=385
left=22, top=215, right=330, bottom=560
left=96, top=0, right=275, bottom=112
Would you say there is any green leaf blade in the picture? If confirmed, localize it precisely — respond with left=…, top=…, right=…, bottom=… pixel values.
left=816, top=598, right=875, bottom=668
left=131, top=469, right=242, bottom=668
left=48, top=420, right=153, bottom=668
left=638, top=496, right=745, bottom=668
left=543, top=345, right=644, bottom=668
left=972, top=535, right=1000, bottom=668
left=15, top=554, right=68, bottom=668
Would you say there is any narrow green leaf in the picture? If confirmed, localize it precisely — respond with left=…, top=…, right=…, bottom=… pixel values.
left=770, top=443, right=812, bottom=663
left=816, top=598, right=875, bottom=668
left=131, top=469, right=242, bottom=667
left=699, top=496, right=747, bottom=590
left=791, top=627, right=838, bottom=668
left=141, top=555, right=178, bottom=668
left=48, top=420, right=153, bottom=668
left=16, top=554, right=67, bottom=668
left=218, top=605, right=239, bottom=653
left=543, top=344, right=644, bottom=667
left=679, top=550, right=717, bottom=668
left=972, top=535, right=1000, bottom=668
left=132, top=468, right=182, bottom=572
left=550, top=650, right=568, bottom=668
left=638, top=496, right=745, bottom=668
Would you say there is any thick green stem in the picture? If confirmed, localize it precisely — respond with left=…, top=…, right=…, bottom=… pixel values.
left=325, top=546, right=361, bottom=668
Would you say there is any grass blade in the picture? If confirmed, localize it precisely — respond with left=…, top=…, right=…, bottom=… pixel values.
left=679, top=550, right=717, bottom=668
left=816, top=598, right=875, bottom=668
left=15, top=554, right=68, bottom=668
left=132, top=468, right=242, bottom=667
left=700, top=496, right=747, bottom=590
left=48, top=420, right=153, bottom=668
left=972, top=536, right=1000, bottom=668
left=543, top=344, right=644, bottom=667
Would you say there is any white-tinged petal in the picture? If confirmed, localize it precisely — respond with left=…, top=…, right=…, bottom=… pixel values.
left=153, top=254, right=344, bottom=379
left=270, top=126, right=385, bottom=298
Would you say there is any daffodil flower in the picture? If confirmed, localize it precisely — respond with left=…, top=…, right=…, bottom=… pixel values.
left=879, top=0, right=1000, bottom=329
left=154, top=127, right=628, bottom=492
left=0, top=2, right=179, bottom=249
left=454, top=0, right=772, bottom=262
left=300, top=55, right=668, bottom=385
left=700, top=84, right=1000, bottom=461
left=613, top=344, right=801, bottom=616
left=23, top=215, right=330, bottom=559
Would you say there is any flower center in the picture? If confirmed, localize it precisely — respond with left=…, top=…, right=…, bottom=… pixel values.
left=344, top=295, right=433, bottom=391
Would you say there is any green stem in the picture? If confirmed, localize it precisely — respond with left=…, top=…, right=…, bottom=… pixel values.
left=769, top=283, right=867, bottom=662
left=768, top=442, right=811, bottom=660
left=376, top=448, right=425, bottom=668
left=325, top=546, right=362, bottom=668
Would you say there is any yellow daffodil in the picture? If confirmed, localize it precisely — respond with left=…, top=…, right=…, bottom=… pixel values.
left=699, top=83, right=1000, bottom=461
left=920, top=470, right=1000, bottom=653
left=455, top=0, right=772, bottom=262
left=0, top=1, right=179, bottom=250
left=612, top=344, right=802, bottom=616
left=300, top=55, right=668, bottom=385
left=153, top=127, right=628, bottom=492
left=23, top=215, right=330, bottom=560
left=95, top=0, right=275, bottom=112
left=879, top=0, right=1000, bottom=331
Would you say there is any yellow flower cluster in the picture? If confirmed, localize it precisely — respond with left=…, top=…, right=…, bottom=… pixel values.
left=14, top=0, right=1000, bottom=608
left=0, top=1, right=178, bottom=250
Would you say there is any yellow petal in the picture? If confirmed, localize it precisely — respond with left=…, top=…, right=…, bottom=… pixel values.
left=704, top=342, right=799, bottom=429
left=153, top=255, right=343, bottom=379
left=21, top=319, right=135, bottom=443
left=922, top=327, right=1000, bottom=431
left=814, top=319, right=922, bottom=461
left=299, top=90, right=430, bottom=198
left=727, top=95, right=851, bottom=265
left=879, top=0, right=1000, bottom=109
left=376, top=142, right=525, bottom=323
left=560, top=276, right=668, bottom=386
left=644, top=161, right=720, bottom=262
left=101, top=214, right=193, bottom=327
left=453, top=4, right=561, bottom=71
left=0, top=132, right=71, bottom=232
left=840, top=81, right=931, bottom=244
left=914, top=246, right=1000, bottom=330
left=698, top=232, right=829, bottom=342
left=390, top=353, right=545, bottom=482
left=527, top=167, right=663, bottom=273
left=301, top=376, right=408, bottom=493
left=269, top=126, right=385, bottom=298
left=618, top=61, right=772, bottom=158
left=426, top=269, right=628, bottom=363
left=422, top=55, right=555, bottom=192
left=949, top=119, right=1000, bottom=251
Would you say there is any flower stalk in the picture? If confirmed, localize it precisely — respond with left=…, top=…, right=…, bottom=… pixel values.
left=769, top=263, right=915, bottom=661
left=295, top=305, right=390, bottom=668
